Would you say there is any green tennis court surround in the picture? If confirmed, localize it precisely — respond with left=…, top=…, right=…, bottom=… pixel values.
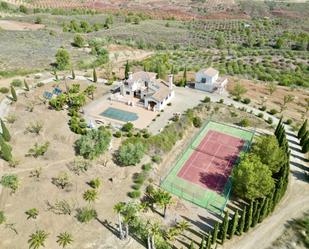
left=160, top=120, right=255, bottom=215
left=100, top=107, right=139, bottom=122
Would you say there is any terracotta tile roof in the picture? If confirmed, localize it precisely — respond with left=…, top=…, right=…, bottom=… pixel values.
left=199, top=67, right=219, bottom=77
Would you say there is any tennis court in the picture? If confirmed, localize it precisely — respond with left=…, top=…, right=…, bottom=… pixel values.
left=161, top=120, right=254, bottom=214
left=100, top=107, right=139, bottom=122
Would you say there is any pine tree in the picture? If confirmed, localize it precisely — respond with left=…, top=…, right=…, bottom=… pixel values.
left=238, top=206, right=246, bottom=235
left=302, top=138, right=309, bottom=153
left=298, top=119, right=307, bottom=139
left=300, top=131, right=309, bottom=146
left=244, top=201, right=253, bottom=232
left=72, top=69, right=76, bottom=79
left=251, top=200, right=259, bottom=227
left=125, top=60, right=130, bottom=79
left=1, top=119, right=10, bottom=142
left=199, top=236, right=205, bottom=249
left=11, top=86, right=17, bottom=102
left=24, top=80, right=30, bottom=91
left=220, top=211, right=229, bottom=244
left=212, top=222, right=219, bottom=244
left=93, top=68, right=97, bottom=83
left=0, top=136, right=12, bottom=162
left=228, top=210, right=239, bottom=239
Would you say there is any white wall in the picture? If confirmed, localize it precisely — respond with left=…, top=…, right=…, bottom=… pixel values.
left=195, top=71, right=218, bottom=84
left=195, top=83, right=215, bottom=92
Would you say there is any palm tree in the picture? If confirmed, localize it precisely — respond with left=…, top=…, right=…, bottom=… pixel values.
left=28, top=230, right=49, bottom=249
left=56, top=232, right=73, bottom=248
left=150, top=221, right=161, bottom=249
left=113, top=202, right=125, bottom=240
left=176, top=220, right=191, bottom=234
left=153, top=189, right=173, bottom=218
left=83, top=189, right=98, bottom=204
left=121, top=202, right=139, bottom=239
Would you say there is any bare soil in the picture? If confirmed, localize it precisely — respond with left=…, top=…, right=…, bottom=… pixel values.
left=227, top=77, right=309, bottom=126
left=0, top=20, right=44, bottom=30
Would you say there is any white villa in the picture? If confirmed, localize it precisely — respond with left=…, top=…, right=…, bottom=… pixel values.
left=112, top=71, right=175, bottom=111
left=195, top=67, right=228, bottom=93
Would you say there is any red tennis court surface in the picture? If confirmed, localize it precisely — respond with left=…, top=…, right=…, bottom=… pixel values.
left=177, top=130, right=245, bottom=193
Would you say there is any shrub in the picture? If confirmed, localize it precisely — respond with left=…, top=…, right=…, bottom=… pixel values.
left=55, top=48, right=70, bottom=70
left=128, top=190, right=141, bottom=199
left=0, top=174, right=19, bottom=193
left=233, top=96, right=241, bottom=102
left=52, top=172, right=71, bottom=190
left=142, top=163, right=152, bottom=172
left=67, top=157, right=92, bottom=175
left=285, top=119, right=293, bottom=125
left=242, top=98, right=251, bottom=104
left=25, top=208, right=39, bottom=219
left=132, top=183, right=142, bottom=190
left=114, top=131, right=122, bottom=138
left=122, top=122, right=134, bottom=132
left=0, top=211, right=5, bottom=224
left=27, top=142, right=49, bottom=158
left=75, top=128, right=111, bottom=160
left=239, top=118, right=250, bottom=127
left=36, top=82, right=44, bottom=87
left=10, top=79, right=22, bottom=87
left=151, top=155, right=161, bottom=164
left=73, top=34, right=85, bottom=48
left=35, top=16, right=42, bottom=24
left=267, top=117, right=273, bottom=124
left=192, top=116, right=202, bottom=128
left=89, top=178, right=101, bottom=189
left=259, top=106, right=267, bottom=111
left=218, top=99, right=224, bottom=104
left=269, top=109, right=278, bottom=115
left=127, top=132, right=133, bottom=137
left=117, top=139, right=146, bottom=166
left=202, top=96, right=211, bottom=103
left=134, top=173, right=146, bottom=184
left=257, top=113, right=264, bottom=118
left=167, top=102, right=172, bottom=106
left=26, top=121, right=43, bottom=135
left=0, top=87, right=9, bottom=94
left=76, top=207, right=97, bottom=223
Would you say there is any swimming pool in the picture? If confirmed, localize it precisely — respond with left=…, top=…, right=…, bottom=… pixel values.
left=100, top=107, right=139, bottom=122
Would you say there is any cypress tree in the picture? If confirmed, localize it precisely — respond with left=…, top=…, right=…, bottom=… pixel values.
left=199, top=236, right=205, bottom=249
left=255, top=199, right=263, bottom=225
left=125, top=60, right=130, bottom=79
left=228, top=210, right=239, bottom=239
left=244, top=201, right=253, bottom=232
left=238, top=206, right=246, bottom=235
left=0, top=119, right=10, bottom=142
left=11, top=86, right=17, bottom=102
left=251, top=200, right=259, bottom=227
left=0, top=136, right=12, bottom=162
left=275, top=116, right=283, bottom=136
left=206, top=233, right=212, bottom=249
left=267, top=190, right=275, bottom=216
left=298, top=119, right=307, bottom=139
left=24, top=79, right=30, bottom=91
left=93, top=68, right=97, bottom=83
left=183, top=66, right=187, bottom=85
left=72, top=69, right=76, bottom=79
left=189, top=240, right=195, bottom=249
left=302, top=139, right=309, bottom=153
left=212, top=222, right=219, bottom=244
left=272, top=185, right=281, bottom=212
left=220, top=211, right=229, bottom=244
left=300, top=131, right=309, bottom=146
left=54, top=69, right=58, bottom=80
left=260, top=198, right=269, bottom=222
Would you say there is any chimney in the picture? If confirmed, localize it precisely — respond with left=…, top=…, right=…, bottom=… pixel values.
left=128, top=72, right=133, bottom=80
left=168, top=74, right=173, bottom=89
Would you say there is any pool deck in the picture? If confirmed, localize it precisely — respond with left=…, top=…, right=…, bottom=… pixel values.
left=83, top=93, right=157, bottom=129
